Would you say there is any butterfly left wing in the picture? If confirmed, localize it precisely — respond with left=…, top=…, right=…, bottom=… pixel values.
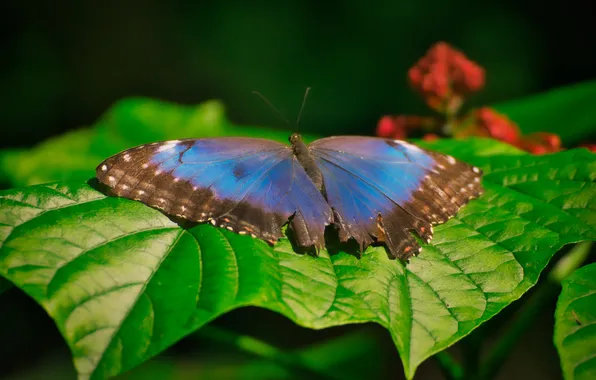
left=310, top=136, right=483, bottom=260
left=96, top=138, right=332, bottom=248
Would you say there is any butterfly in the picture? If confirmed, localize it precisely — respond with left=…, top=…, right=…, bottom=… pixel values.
left=96, top=134, right=483, bottom=260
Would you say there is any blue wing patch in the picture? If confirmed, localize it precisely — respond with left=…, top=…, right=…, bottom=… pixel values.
left=310, top=136, right=482, bottom=259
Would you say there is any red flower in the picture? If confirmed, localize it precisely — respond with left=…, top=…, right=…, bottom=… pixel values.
left=519, top=132, right=562, bottom=154
left=422, top=133, right=440, bottom=141
left=579, top=143, right=596, bottom=152
left=473, top=107, right=521, bottom=144
left=376, top=115, right=437, bottom=140
left=376, top=116, right=407, bottom=139
left=408, top=42, right=485, bottom=113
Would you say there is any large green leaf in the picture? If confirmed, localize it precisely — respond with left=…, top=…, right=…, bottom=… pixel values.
left=555, top=262, right=596, bottom=380
left=493, top=80, right=596, bottom=145
left=416, top=137, right=527, bottom=158
left=1, top=146, right=594, bottom=379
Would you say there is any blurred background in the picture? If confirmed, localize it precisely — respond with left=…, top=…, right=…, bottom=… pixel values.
left=2, top=0, right=596, bottom=149
left=1, top=0, right=595, bottom=379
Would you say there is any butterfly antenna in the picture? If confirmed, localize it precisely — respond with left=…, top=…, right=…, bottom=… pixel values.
left=295, top=87, right=311, bottom=126
left=252, top=91, right=290, bottom=126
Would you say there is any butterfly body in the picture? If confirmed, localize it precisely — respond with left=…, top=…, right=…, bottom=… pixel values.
left=96, top=134, right=483, bottom=260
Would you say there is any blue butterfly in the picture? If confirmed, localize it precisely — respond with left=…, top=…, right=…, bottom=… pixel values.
left=96, top=134, right=483, bottom=260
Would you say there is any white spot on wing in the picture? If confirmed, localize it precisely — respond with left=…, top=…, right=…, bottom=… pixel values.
left=121, top=184, right=129, bottom=190
left=101, top=165, right=108, bottom=171
left=155, top=170, right=162, bottom=175
left=138, top=190, right=145, bottom=195
left=474, top=177, right=480, bottom=183
left=399, top=141, right=424, bottom=153
left=157, top=141, right=180, bottom=152
left=447, top=156, right=456, bottom=165
left=473, top=167, right=480, bottom=173
left=108, top=176, right=116, bottom=183
left=226, top=226, right=234, bottom=231
left=123, top=154, right=131, bottom=162
left=142, top=163, right=149, bottom=169
left=174, top=177, right=180, bottom=182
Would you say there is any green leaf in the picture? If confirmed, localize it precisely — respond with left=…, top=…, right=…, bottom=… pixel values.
left=493, top=80, right=596, bottom=145
left=1, top=145, right=595, bottom=379
left=416, top=137, right=527, bottom=158
left=0, top=129, right=102, bottom=188
left=555, top=262, right=596, bottom=380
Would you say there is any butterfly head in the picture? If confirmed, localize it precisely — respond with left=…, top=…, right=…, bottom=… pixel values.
left=289, top=133, right=303, bottom=145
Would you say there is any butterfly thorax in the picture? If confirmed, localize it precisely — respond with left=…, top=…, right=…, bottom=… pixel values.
left=289, top=133, right=325, bottom=192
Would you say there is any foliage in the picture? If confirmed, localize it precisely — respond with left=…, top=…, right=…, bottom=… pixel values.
left=0, top=96, right=594, bottom=380
left=555, top=262, right=596, bottom=380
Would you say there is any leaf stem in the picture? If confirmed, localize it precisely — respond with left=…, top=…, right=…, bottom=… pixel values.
left=480, top=242, right=593, bottom=379
left=462, top=328, right=483, bottom=379
left=195, top=324, right=345, bottom=380
left=434, top=351, right=463, bottom=380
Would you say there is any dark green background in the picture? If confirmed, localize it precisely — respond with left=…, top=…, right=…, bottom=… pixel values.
left=2, top=0, right=596, bottom=149
left=1, top=1, right=594, bottom=379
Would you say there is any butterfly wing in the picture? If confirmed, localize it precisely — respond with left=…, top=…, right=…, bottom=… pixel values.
left=310, top=136, right=483, bottom=260
left=96, top=138, right=332, bottom=248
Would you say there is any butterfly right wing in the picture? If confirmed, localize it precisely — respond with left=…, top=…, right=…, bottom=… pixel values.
left=96, top=138, right=332, bottom=247
left=310, top=136, right=483, bottom=260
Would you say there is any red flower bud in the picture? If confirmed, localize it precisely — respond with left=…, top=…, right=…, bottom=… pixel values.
left=423, top=133, right=440, bottom=141
left=518, top=132, right=562, bottom=154
left=529, top=132, right=562, bottom=151
left=408, top=42, right=485, bottom=113
left=376, top=115, right=403, bottom=138
left=521, top=141, right=550, bottom=155
left=579, top=143, right=596, bottom=152
left=473, top=107, right=521, bottom=144
left=376, top=115, right=437, bottom=140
